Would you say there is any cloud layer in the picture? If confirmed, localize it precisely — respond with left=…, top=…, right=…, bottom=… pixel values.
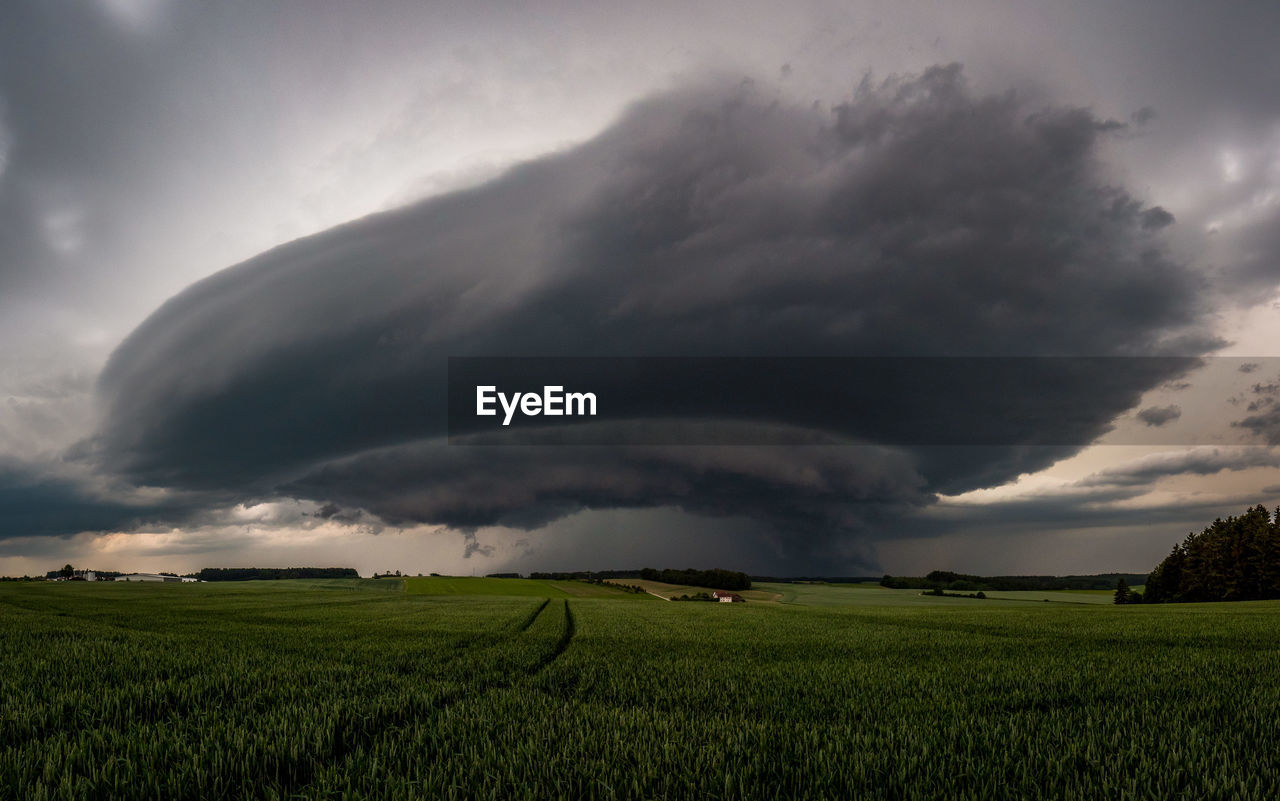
left=85, top=66, right=1220, bottom=554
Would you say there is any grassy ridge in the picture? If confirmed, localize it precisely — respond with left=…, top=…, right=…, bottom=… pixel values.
left=3, top=580, right=1280, bottom=799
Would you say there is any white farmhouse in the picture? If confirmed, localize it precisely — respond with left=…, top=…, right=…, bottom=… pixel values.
left=711, top=591, right=745, bottom=603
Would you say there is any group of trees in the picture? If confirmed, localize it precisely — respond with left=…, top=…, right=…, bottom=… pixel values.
left=528, top=568, right=751, bottom=591
left=923, top=588, right=987, bottom=599
left=528, top=570, right=648, bottom=581
left=750, top=576, right=878, bottom=584
left=31, top=565, right=362, bottom=582
left=883, top=571, right=1147, bottom=592
left=522, top=572, right=646, bottom=593
left=672, top=592, right=717, bottom=602
left=41, top=565, right=124, bottom=581
left=196, top=567, right=359, bottom=582
left=1141, top=505, right=1280, bottom=603
left=639, top=567, right=751, bottom=591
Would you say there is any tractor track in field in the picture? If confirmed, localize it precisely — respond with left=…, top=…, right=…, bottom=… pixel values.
left=278, top=596, right=578, bottom=798
left=532, top=599, right=575, bottom=674
left=515, top=598, right=550, bottom=632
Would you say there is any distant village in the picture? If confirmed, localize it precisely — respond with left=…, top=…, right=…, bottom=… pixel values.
left=44, top=566, right=199, bottom=583
left=2, top=565, right=361, bottom=583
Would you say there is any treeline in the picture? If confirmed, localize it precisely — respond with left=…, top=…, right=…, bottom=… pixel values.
left=881, top=571, right=1148, bottom=592
left=672, top=592, right=717, bottom=602
left=196, top=567, right=359, bottom=582
left=42, top=569, right=125, bottom=580
left=528, top=570, right=641, bottom=581
left=1143, top=504, right=1280, bottom=603
left=526, top=568, right=751, bottom=591
left=751, top=576, right=880, bottom=584
left=639, top=568, right=751, bottom=591
left=922, top=588, right=987, bottom=599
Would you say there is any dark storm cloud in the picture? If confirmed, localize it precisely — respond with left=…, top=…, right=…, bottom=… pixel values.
left=462, top=536, right=494, bottom=559
left=895, top=447, right=1280, bottom=544
left=1232, top=379, right=1280, bottom=440
left=0, top=462, right=200, bottom=539
left=1136, top=405, right=1181, bottom=427
left=1080, top=448, right=1280, bottom=489
left=89, top=65, right=1218, bottom=548
left=282, top=431, right=926, bottom=535
left=1233, top=409, right=1280, bottom=445
left=1139, top=207, right=1174, bottom=231
left=906, top=493, right=1266, bottom=544
left=1245, top=382, right=1278, bottom=413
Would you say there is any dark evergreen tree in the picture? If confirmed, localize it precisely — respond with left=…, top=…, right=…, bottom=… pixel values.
left=1113, top=578, right=1130, bottom=605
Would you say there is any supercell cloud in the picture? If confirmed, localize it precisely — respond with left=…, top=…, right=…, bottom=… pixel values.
left=92, top=65, right=1219, bottom=551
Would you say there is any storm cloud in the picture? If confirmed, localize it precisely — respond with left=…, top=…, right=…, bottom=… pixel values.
left=283, top=431, right=927, bottom=536
left=0, top=460, right=210, bottom=539
left=1081, top=447, right=1280, bottom=489
left=89, top=65, right=1218, bottom=549
left=1137, top=405, right=1182, bottom=428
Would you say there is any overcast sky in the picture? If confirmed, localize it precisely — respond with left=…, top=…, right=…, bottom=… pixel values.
left=2, top=0, right=1279, bottom=578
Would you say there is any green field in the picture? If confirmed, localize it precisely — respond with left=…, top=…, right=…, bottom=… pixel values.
left=610, top=577, right=781, bottom=601
left=403, top=576, right=644, bottom=598
left=758, top=582, right=1130, bottom=606
left=3, top=579, right=1280, bottom=799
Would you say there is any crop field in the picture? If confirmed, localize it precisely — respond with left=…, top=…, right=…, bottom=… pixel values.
left=607, top=578, right=781, bottom=602
left=403, top=576, right=643, bottom=598
left=3, top=580, right=1280, bottom=799
left=757, top=582, right=1122, bottom=606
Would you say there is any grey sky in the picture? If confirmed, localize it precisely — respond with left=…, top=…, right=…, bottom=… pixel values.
left=1, top=0, right=1279, bottom=577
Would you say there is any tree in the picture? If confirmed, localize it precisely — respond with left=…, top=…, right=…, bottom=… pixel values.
left=1113, top=578, right=1130, bottom=605
left=60, top=564, right=74, bottom=579
left=1142, top=504, right=1280, bottom=603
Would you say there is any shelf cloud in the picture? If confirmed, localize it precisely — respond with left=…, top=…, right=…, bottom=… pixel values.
left=78, top=65, right=1222, bottom=555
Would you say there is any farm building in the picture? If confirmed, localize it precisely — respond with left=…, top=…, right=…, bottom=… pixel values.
left=711, top=591, right=745, bottom=603
left=50, top=569, right=97, bottom=581
left=115, top=573, right=197, bottom=583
